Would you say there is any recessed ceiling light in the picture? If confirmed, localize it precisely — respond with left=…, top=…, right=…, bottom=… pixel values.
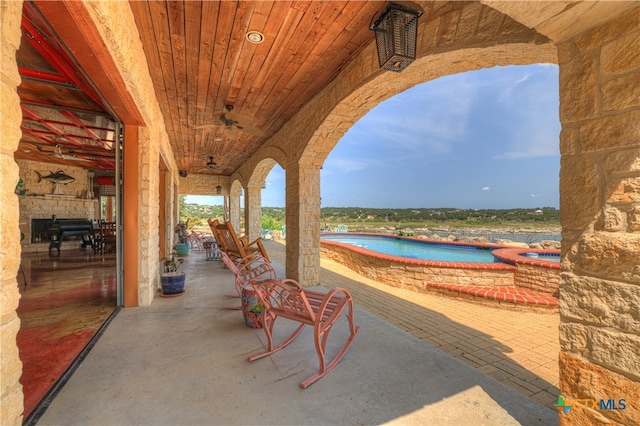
left=246, top=31, right=264, bottom=44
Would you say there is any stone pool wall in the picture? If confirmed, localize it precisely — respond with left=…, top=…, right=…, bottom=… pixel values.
left=492, top=248, right=561, bottom=297
left=320, top=239, right=516, bottom=292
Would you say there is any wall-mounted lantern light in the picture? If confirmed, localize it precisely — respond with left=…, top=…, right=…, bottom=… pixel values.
left=370, top=2, right=423, bottom=72
left=216, top=185, right=222, bottom=195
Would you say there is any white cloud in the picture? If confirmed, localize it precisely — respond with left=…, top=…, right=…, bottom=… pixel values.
left=327, top=158, right=371, bottom=173
left=482, top=186, right=491, bottom=192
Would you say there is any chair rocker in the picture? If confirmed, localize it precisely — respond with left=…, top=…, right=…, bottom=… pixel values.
left=248, top=278, right=360, bottom=388
left=213, top=219, right=270, bottom=263
left=219, top=252, right=276, bottom=310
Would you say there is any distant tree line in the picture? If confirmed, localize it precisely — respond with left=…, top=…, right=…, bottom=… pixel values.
left=180, top=197, right=559, bottom=230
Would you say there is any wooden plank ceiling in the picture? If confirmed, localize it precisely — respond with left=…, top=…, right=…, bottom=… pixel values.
left=129, top=1, right=384, bottom=175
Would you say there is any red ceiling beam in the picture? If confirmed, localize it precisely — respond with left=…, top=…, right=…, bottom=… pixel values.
left=21, top=4, right=106, bottom=109
left=58, top=110, right=108, bottom=148
left=18, top=67, right=72, bottom=85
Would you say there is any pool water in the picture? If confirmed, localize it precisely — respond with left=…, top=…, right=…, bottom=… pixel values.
left=321, top=234, right=497, bottom=263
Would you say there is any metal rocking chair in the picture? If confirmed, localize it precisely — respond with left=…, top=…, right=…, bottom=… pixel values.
left=248, top=278, right=360, bottom=388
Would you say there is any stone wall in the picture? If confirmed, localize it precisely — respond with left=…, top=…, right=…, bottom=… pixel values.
left=320, top=242, right=515, bottom=289
left=492, top=248, right=561, bottom=296
left=0, top=0, right=25, bottom=424
left=557, top=7, right=640, bottom=426
left=179, top=174, right=229, bottom=196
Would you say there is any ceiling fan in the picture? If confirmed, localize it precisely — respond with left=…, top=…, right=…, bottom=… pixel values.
left=195, top=105, right=264, bottom=137
left=197, top=156, right=232, bottom=173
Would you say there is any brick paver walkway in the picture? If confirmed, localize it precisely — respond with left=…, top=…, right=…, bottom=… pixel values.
left=265, top=240, right=560, bottom=408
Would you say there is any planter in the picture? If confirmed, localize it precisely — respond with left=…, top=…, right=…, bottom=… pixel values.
left=175, top=243, right=190, bottom=256
left=241, top=284, right=263, bottom=328
left=161, top=271, right=186, bottom=295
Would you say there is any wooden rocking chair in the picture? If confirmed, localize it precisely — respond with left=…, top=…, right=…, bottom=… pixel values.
left=248, top=278, right=360, bottom=388
left=212, top=219, right=270, bottom=263
left=219, top=252, right=276, bottom=309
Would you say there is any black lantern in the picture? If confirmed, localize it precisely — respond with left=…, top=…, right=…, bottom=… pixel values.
left=216, top=185, right=222, bottom=195
left=370, top=2, right=423, bottom=72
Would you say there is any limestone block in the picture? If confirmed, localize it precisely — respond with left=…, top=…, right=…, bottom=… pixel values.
left=559, top=352, right=640, bottom=425
left=605, top=149, right=640, bottom=176
left=603, top=207, right=624, bottom=232
left=560, top=155, right=599, bottom=229
left=629, top=207, right=640, bottom=232
left=559, top=126, right=577, bottom=156
left=560, top=322, right=640, bottom=379
left=560, top=273, right=640, bottom=334
left=578, top=110, right=640, bottom=153
left=559, top=53, right=597, bottom=122
left=601, top=31, right=640, bottom=75
left=572, top=5, right=640, bottom=51
left=602, top=73, right=640, bottom=111
left=606, top=177, right=640, bottom=204
left=576, top=232, right=640, bottom=282
left=0, top=316, right=22, bottom=383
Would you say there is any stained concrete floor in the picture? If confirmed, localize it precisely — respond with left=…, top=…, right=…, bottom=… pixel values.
left=37, top=244, right=559, bottom=425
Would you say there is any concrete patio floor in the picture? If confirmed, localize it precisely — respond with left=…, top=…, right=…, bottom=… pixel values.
left=37, top=242, right=559, bottom=425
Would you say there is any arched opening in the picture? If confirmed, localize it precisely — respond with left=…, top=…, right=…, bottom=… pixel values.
left=318, top=64, right=561, bottom=405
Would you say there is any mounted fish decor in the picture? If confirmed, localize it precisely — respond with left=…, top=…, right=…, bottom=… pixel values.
left=35, top=170, right=76, bottom=185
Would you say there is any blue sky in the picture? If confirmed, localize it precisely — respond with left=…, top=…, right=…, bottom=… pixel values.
left=188, top=64, right=560, bottom=209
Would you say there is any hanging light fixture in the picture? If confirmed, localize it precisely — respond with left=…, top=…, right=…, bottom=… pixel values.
left=216, top=185, right=222, bottom=195
left=370, top=2, right=423, bottom=72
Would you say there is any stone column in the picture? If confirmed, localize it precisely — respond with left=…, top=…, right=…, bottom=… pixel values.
left=244, top=184, right=262, bottom=242
left=229, top=189, right=241, bottom=232
left=285, top=164, right=321, bottom=285
left=0, top=1, right=25, bottom=424
left=557, top=8, right=639, bottom=426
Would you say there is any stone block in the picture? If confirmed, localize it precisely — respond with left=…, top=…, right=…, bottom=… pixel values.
left=559, top=53, right=597, bottom=122
left=606, top=177, right=640, bottom=204
left=602, top=73, right=640, bottom=111
left=604, top=149, right=640, bottom=176
left=560, top=322, right=640, bottom=379
left=575, top=232, right=640, bottom=282
left=560, top=273, right=640, bottom=334
left=629, top=206, right=640, bottom=232
left=602, top=207, right=624, bottom=232
left=578, top=110, right=640, bottom=152
left=572, top=5, right=640, bottom=51
left=560, top=155, right=600, bottom=229
left=559, top=126, right=577, bottom=155
left=601, top=31, right=640, bottom=75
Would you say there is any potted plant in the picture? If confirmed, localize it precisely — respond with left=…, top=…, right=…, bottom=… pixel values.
left=174, top=221, right=190, bottom=256
left=160, top=252, right=185, bottom=296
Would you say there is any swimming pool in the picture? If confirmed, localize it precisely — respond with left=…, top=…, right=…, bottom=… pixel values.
left=320, top=233, right=561, bottom=302
left=321, top=234, right=498, bottom=263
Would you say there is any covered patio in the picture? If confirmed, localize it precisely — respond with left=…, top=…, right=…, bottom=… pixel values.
left=1, top=2, right=638, bottom=425
left=34, top=243, right=558, bottom=425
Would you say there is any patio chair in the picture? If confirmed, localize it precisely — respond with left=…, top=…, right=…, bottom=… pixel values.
left=213, top=220, right=270, bottom=263
left=247, top=278, right=360, bottom=388
left=219, top=252, right=276, bottom=309
left=335, top=224, right=348, bottom=233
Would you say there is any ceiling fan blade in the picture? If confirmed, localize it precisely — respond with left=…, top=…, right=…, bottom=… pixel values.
left=239, top=124, right=265, bottom=137
left=194, top=122, right=224, bottom=130
left=224, top=111, right=255, bottom=125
